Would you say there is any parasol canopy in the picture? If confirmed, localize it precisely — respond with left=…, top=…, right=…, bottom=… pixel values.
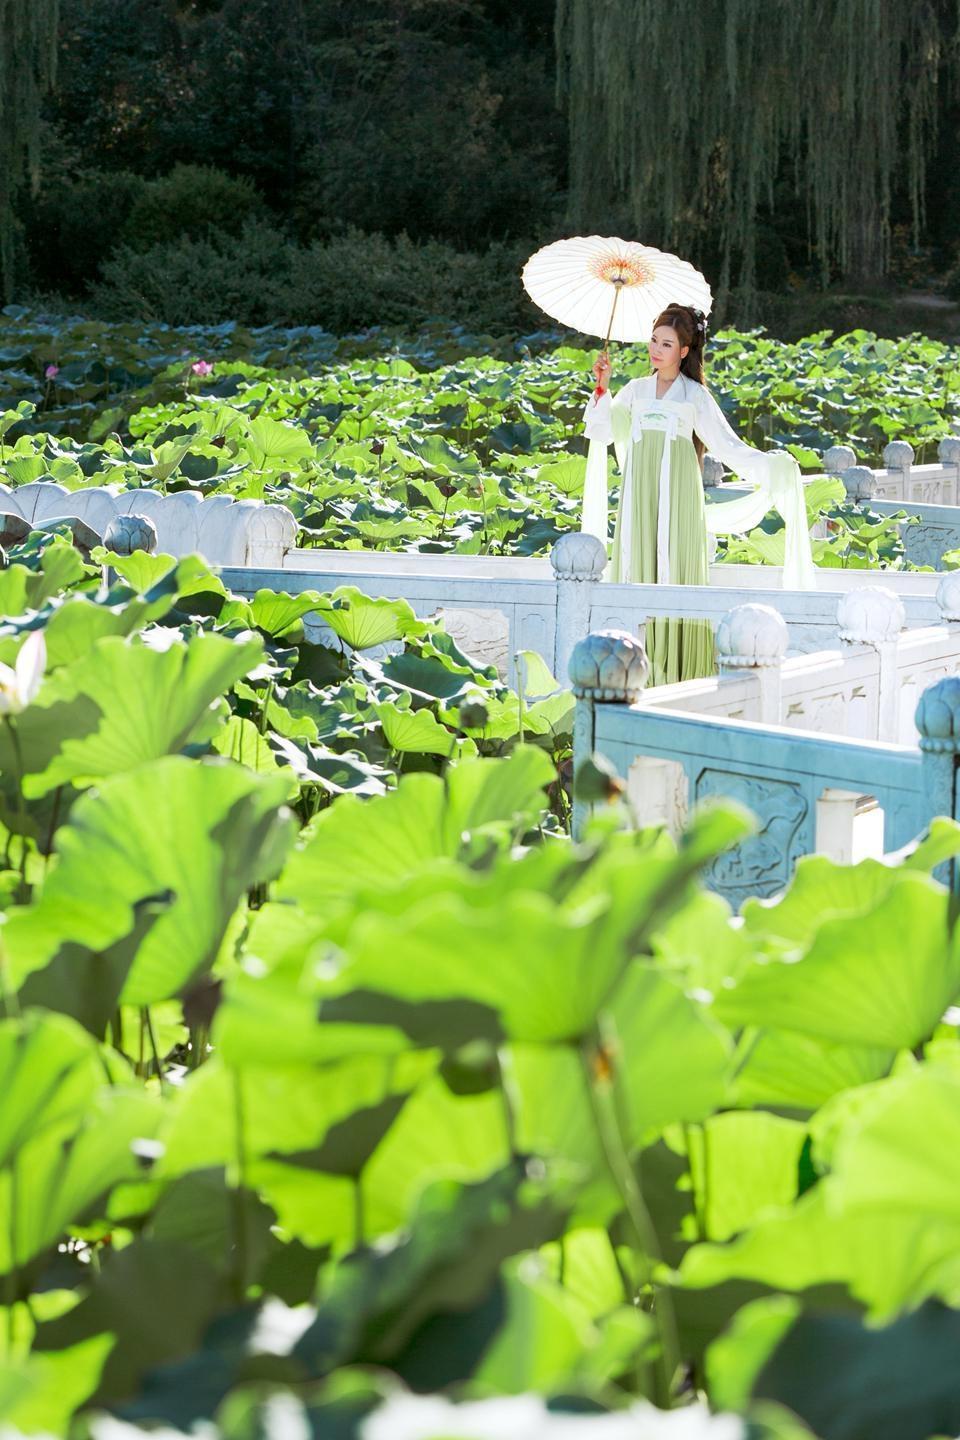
left=522, top=235, right=713, bottom=347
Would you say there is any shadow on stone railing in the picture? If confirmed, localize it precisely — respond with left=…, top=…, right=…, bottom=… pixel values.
left=569, top=624, right=960, bottom=901
left=0, top=481, right=297, bottom=568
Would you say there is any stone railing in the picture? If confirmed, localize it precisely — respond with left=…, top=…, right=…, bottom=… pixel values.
left=570, top=628, right=960, bottom=907
left=0, top=481, right=297, bottom=568
left=224, top=532, right=951, bottom=684
left=707, top=436, right=960, bottom=570
left=636, top=582, right=960, bottom=746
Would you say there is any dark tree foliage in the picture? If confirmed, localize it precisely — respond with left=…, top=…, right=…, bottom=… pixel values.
left=10, top=0, right=960, bottom=310
left=1, top=0, right=59, bottom=298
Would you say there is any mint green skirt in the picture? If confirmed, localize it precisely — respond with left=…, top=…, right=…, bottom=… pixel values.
left=609, top=432, right=716, bottom=686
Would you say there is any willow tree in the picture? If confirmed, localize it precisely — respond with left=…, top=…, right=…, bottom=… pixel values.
left=0, top=0, right=59, bottom=299
left=556, top=0, right=958, bottom=296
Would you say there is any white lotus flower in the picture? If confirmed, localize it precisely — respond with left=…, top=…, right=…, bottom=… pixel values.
left=360, top=1394, right=745, bottom=1440
left=0, top=630, right=46, bottom=716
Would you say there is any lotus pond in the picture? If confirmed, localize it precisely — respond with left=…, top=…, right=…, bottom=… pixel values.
left=0, top=522, right=957, bottom=1437
left=1, top=310, right=958, bottom=568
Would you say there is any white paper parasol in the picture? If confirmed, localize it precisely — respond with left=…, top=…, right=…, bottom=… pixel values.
left=522, top=235, right=713, bottom=347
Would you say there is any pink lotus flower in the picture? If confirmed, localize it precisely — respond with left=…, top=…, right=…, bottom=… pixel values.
left=191, top=360, right=214, bottom=377
left=44, top=364, right=59, bottom=379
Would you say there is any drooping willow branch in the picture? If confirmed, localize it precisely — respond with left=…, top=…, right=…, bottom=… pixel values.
left=555, top=0, right=958, bottom=296
left=0, top=0, right=59, bottom=299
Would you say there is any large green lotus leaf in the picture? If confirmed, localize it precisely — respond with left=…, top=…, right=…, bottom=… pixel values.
left=40, top=595, right=168, bottom=669
left=213, top=715, right=297, bottom=792
left=256, top=1076, right=513, bottom=1252
left=0, top=1087, right=160, bottom=1272
left=505, top=1044, right=618, bottom=1227
left=293, top=1161, right=569, bottom=1375
left=158, top=1051, right=433, bottom=1180
left=216, top=946, right=423, bottom=1070
left=31, top=1239, right=227, bottom=1413
left=607, top=965, right=733, bottom=1142
left=327, top=890, right=625, bottom=1045
left=18, top=893, right=171, bottom=1037
left=358, top=650, right=487, bottom=703
left=713, top=872, right=958, bottom=1048
left=25, top=633, right=264, bottom=795
left=679, top=1183, right=960, bottom=1318
left=320, top=586, right=425, bottom=650
left=732, top=1028, right=893, bottom=1110
left=686, top=1112, right=808, bottom=1243
left=5, top=756, right=295, bottom=1004
left=749, top=1301, right=960, bottom=1440
left=535, top=455, right=586, bottom=497
left=374, top=699, right=475, bottom=758
left=540, top=1228, right=630, bottom=1320
left=0, top=695, right=99, bottom=842
left=566, top=810, right=754, bottom=966
left=822, top=1067, right=960, bottom=1219
left=470, top=1264, right=641, bottom=1395
left=0, top=1011, right=113, bottom=1168
left=276, top=748, right=554, bottom=913
left=0, top=1335, right=114, bottom=1438
left=361, top=1075, right=511, bottom=1238
left=243, top=416, right=316, bottom=467
left=219, top=589, right=325, bottom=640
left=897, top=816, right=960, bottom=874
left=740, top=854, right=908, bottom=950
left=653, top=890, right=755, bottom=993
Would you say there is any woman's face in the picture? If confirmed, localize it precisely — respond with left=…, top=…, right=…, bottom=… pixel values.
left=649, top=324, right=689, bottom=371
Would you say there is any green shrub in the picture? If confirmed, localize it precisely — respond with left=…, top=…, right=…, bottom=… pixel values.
left=91, top=224, right=540, bottom=333
left=90, top=219, right=290, bottom=326
left=23, top=169, right=148, bottom=294
left=120, top=163, right=265, bottom=251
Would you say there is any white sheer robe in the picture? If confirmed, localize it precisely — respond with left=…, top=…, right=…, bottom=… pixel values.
left=581, top=372, right=816, bottom=590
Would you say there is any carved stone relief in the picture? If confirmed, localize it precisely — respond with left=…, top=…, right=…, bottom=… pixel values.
left=696, top=767, right=809, bottom=908
left=901, top=522, right=960, bottom=572
left=435, top=606, right=511, bottom=677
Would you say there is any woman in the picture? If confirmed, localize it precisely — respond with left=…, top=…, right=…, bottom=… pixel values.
left=582, top=302, right=813, bottom=684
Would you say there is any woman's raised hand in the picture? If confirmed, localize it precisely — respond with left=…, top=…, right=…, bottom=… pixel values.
left=592, top=350, right=611, bottom=392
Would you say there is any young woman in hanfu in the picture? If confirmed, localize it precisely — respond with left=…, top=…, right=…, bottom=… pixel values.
left=582, top=302, right=815, bottom=685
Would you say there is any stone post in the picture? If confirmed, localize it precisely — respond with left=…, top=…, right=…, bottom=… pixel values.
left=568, top=629, right=649, bottom=840
left=702, top=454, right=726, bottom=490
left=937, top=572, right=960, bottom=626
left=915, top=675, right=960, bottom=891
left=842, top=466, right=878, bottom=506
left=882, top=440, right=914, bottom=500
left=103, top=514, right=159, bottom=556
left=551, top=532, right=608, bottom=686
left=836, top=587, right=905, bottom=741
left=715, top=603, right=788, bottom=725
left=824, top=444, right=857, bottom=477
left=939, top=436, right=960, bottom=506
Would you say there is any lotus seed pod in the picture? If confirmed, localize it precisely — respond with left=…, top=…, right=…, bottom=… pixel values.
left=568, top=629, right=648, bottom=701
left=716, top=604, right=788, bottom=667
left=550, top=531, right=607, bottom=580
left=836, top=587, right=905, bottom=644
left=103, top=513, right=158, bottom=556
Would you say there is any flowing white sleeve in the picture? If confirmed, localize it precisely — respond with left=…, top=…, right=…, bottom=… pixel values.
left=580, top=390, right=613, bottom=544
left=695, top=388, right=816, bottom=590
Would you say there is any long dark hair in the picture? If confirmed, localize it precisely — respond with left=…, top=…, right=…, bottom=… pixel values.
left=653, top=303, right=709, bottom=464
